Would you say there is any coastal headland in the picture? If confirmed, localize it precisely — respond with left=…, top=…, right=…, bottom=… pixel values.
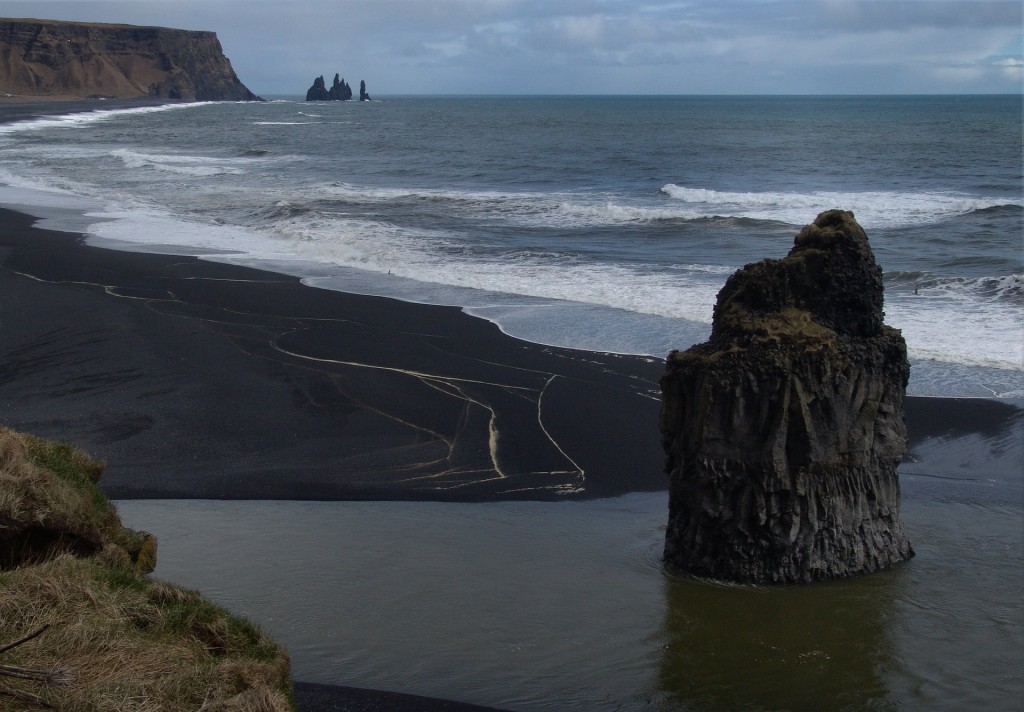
left=0, top=18, right=260, bottom=101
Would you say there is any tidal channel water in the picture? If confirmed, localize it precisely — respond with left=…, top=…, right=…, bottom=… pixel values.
left=118, top=490, right=1021, bottom=711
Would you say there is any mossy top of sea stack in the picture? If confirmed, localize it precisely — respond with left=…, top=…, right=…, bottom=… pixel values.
left=708, top=209, right=885, bottom=347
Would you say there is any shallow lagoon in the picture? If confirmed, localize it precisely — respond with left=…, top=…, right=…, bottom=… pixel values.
left=119, top=483, right=1021, bottom=711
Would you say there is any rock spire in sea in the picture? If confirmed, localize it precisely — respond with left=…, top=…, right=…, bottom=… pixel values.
left=660, top=210, right=914, bottom=584
left=305, top=74, right=369, bottom=101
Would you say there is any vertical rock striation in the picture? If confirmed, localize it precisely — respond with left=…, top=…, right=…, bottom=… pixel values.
left=660, top=210, right=913, bottom=583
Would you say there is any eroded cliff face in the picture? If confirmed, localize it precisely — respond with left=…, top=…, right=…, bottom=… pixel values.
left=661, top=210, right=914, bottom=583
left=0, top=18, right=260, bottom=101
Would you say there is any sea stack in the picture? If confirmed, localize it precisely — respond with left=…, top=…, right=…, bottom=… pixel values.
left=660, top=210, right=913, bottom=583
left=305, top=75, right=329, bottom=101
left=329, top=74, right=353, bottom=100
left=306, top=73, right=356, bottom=101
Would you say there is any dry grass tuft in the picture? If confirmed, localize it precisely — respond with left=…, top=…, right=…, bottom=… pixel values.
left=0, top=553, right=293, bottom=711
left=0, top=429, right=120, bottom=568
left=212, top=685, right=294, bottom=711
left=0, top=430, right=295, bottom=710
left=17, top=433, right=107, bottom=485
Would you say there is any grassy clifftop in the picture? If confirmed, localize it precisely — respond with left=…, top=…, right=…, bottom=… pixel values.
left=0, top=428, right=294, bottom=711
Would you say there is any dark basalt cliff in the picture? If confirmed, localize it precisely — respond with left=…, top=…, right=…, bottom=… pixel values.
left=660, top=210, right=914, bottom=584
left=0, top=18, right=260, bottom=101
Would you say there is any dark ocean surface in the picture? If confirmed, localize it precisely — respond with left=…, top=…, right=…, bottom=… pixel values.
left=0, top=95, right=1020, bottom=395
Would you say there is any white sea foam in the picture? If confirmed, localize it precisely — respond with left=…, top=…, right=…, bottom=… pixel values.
left=261, top=216, right=1024, bottom=372
left=313, top=181, right=551, bottom=208
left=110, top=148, right=253, bottom=176
left=309, top=183, right=712, bottom=227
left=0, top=99, right=1019, bottom=386
left=299, top=181, right=1021, bottom=232
left=678, top=263, right=738, bottom=275
left=660, top=184, right=1021, bottom=228
left=921, top=273, right=1023, bottom=302
left=0, top=168, right=84, bottom=200
left=0, top=102, right=213, bottom=136
left=2, top=151, right=1019, bottom=374
left=547, top=200, right=708, bottom=226
left=75, top=203, right=1024, bottom=372
left=80, top=201, right=727, bottom=327
left=306, top=183, right=720, bottom=228
left=84, top=208, right=296, bottom=260
left=887, top=296, right=1023, bottom=371
left=883, top=272, right=1024, bottom=371
left=4, top=172, right=1018, bottom=375
left=240, top=209, right=712, bottom=317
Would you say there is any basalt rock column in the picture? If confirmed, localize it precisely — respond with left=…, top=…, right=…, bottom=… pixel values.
left=660, top=210, right=913, bottom=583
left=305, top=75, right=329, bottom=101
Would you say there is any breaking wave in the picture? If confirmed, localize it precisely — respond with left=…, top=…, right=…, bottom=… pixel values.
left=659, top=184, right=1021, bottom=229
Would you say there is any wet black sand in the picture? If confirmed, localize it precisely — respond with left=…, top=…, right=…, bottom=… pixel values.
left=2, top=203, right=1021, bottom=499
left=2, top=205, right=1021, bottom=710
left=292, top=682, right=507, bottom=711
left=0, top=207, right=667, bottom=502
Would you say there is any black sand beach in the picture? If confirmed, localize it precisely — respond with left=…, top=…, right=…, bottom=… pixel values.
left=2, top=206, right=1020, bottom=503
left=2, top=204, right=1022, bottom=710
left=292, top=682, right=507, bottom=711
left=0, top=206, right=668, bottom=502
left=0, top=208, right=537, bottom=710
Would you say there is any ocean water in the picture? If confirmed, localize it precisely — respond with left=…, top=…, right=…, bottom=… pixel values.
left=0, top=95, right=1021, bottom=397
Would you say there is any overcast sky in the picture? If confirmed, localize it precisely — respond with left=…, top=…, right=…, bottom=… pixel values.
left=5, top=1, right=1022, bottom=95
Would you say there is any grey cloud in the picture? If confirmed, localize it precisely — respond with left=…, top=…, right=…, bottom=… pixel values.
left=7, top=0, right=1022, bottom=93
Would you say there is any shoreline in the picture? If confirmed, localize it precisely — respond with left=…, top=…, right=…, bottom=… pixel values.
left=0, top=96, right=187, bottom=121
left=0, top=206, right=667, bottom=502
left=1, top=98, right=1020, bottom=397
left=2, top=205, right=1021, bottom=502
left=0, top=94, right=122, bottom=103
left=292, top=682, right=507, bottom=711
left=1, top=204, right=530, bottom=710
